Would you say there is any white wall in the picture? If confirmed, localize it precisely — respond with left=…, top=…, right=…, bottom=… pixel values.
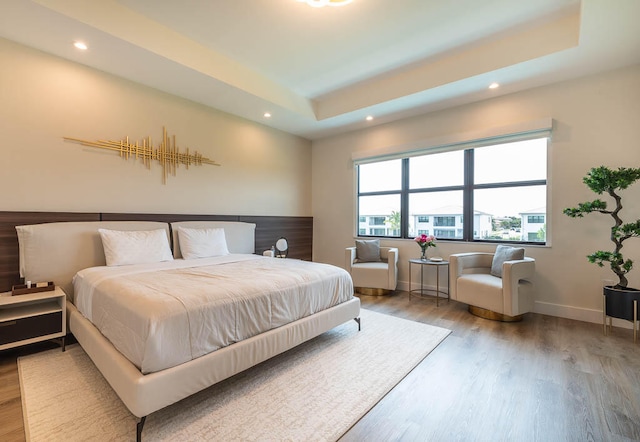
left=0, top=38, right=311, bottom=216
left=312, top=64, right=640, bottom=325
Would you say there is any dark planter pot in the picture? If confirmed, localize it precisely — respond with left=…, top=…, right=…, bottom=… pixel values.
left=604, top=285, right=640, bottom=321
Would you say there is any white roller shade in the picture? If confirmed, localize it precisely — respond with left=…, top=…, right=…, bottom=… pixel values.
left=352, top=118, right=553, bottom=165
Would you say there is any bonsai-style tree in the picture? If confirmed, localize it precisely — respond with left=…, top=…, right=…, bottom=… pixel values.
left=564, top=166, right=640, bottom=288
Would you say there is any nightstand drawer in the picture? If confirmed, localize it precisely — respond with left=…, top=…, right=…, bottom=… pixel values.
left=0, top=311, right=63, bottom=345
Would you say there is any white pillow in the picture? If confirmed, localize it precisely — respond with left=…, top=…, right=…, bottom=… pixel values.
left=490, top=244, right=525, bottom=278
left=177, top=227, right=230, bottom=259
left=98, top=228, right=173, bottom=266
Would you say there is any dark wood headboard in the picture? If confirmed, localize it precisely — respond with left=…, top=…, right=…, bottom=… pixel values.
left=0, top=211, right=312, bottom=292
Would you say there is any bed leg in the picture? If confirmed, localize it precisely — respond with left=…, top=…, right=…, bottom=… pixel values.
left=354, top=317, right=361, bottom=331
left=136, top=416, right=147, bottom=442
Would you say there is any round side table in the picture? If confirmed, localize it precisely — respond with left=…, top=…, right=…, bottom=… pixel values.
left=408, top=258, right=450, bottom=306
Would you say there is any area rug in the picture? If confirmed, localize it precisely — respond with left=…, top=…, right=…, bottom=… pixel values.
left=19, top=309, right=450, bottom=441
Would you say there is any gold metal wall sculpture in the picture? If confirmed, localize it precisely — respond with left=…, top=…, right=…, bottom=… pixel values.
left=64, top=127, right=220, bottom=184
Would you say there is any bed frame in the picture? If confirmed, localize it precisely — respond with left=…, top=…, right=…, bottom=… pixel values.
left=13, top=219, right=360, bottom=441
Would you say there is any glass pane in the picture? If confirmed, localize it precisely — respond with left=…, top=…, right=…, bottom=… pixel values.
left=358, top=194, right=401, bottom=237
left=474, top=138, right=547, bottom=184
left=358, top=159, right=402, bottom=193
left=473, top=185, right=546, bottom=242
left=409, top=150, right=464, bottom=189
left=408, top=191, right=463, bottom=239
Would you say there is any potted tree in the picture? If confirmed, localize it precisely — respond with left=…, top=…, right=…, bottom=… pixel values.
left=564, top=166, right=640, bottom=325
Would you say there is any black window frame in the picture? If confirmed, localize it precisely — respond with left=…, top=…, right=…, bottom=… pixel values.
left=356, top=140, right=548, bottom=245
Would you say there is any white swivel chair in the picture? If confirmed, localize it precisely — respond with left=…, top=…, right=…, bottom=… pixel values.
left=449, top=246, right=535, bottom=321
left=345, top=246, right=398, bottom=296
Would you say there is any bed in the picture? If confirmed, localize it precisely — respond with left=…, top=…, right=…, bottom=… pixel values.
left=15, top=220, right=360, bottom=441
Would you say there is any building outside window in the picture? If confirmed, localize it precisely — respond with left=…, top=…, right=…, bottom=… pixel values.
left=356, top=136, right=548, bottom=244
left=521, top=210, right=546, bottom=242
left=358, top=213, right=401, bottom=237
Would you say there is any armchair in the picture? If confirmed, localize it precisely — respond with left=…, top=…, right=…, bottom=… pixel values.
left=449, top=251, right=535, bottom=321
left=345, top=246, right=398, bottom=296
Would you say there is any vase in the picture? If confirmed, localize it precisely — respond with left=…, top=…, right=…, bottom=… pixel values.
left=420, top=247, right=427, bottom=260
left=604, top=285, right=640, bottom=321
left=603, top=285, right=640, bottom=342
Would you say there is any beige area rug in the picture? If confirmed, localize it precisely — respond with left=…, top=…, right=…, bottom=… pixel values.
left=19, top=309, right=450, bottom=441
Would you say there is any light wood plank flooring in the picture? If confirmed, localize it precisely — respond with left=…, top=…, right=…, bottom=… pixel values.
left=1, top=291, right=639, bottom=441
left=342, top=292, right=640, bottom=442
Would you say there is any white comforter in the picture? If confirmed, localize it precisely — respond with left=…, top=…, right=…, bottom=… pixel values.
left=73, top=255, right=354, bottom=374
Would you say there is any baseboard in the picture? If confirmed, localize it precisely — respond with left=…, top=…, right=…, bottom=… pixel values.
left=534, top=300, right=635, bottom=330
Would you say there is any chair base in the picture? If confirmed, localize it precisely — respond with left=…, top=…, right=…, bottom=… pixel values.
left=355, top=287, right=394, bottom=296
left=468, top=305, right=523, bottom=322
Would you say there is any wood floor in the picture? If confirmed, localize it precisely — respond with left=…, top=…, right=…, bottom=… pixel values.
left=342, top=292, right=640, bottom=442
left=1, top=291, right=639, bottom=441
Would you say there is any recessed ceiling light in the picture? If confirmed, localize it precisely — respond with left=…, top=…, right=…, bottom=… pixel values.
left=489, top=82, right=500, bottom=89
left=264, top=112, right=272, bottom=118
left=73, top=41, right=88, bottom=50
left=365, top=115, right=373, bottom=121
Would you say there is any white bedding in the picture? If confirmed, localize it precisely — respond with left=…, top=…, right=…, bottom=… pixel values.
left=73, top=255, right=354, bottom=374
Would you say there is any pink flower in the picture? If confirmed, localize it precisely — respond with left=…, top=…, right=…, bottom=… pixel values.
left=414, top=234, right=436, bottom=247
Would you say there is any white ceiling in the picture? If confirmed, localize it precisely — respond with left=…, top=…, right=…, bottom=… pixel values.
left=1, top=0, right=640, bottom=140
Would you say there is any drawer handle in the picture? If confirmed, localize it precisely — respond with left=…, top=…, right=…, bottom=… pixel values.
left=0, top=321, right=17, bottom=327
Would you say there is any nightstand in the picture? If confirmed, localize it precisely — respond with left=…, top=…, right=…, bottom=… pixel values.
left=0, top=287, right=66, bottom=351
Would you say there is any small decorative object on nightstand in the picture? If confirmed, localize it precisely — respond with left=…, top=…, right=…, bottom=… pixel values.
left=275, top=237, right=289, bottom=258
left=263, top=239, right=288, bottom=258
left=11, top=281, right=55, bottom=296
left=0, top=286, right=66, bottom=351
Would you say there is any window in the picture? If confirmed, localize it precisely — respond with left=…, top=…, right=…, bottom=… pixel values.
left=409, top=190, right=463, bottom=239
left=357, top=159, right=402, bottom=238
left=434, top=216, right=455, bottom=227
left=435, top=229, right=456, bottom=238
left=356, top=137, right=548, bottom=244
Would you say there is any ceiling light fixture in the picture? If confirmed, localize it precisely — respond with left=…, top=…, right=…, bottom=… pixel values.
left=296, top=0, right=353, bottom=7
left=365, top=115, right=373, bottom=121
left=73, top=41, right=88, bottom=50
left=264, top=112, right=272, bottom=118
left=489, top=82, right=500, bottom=89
